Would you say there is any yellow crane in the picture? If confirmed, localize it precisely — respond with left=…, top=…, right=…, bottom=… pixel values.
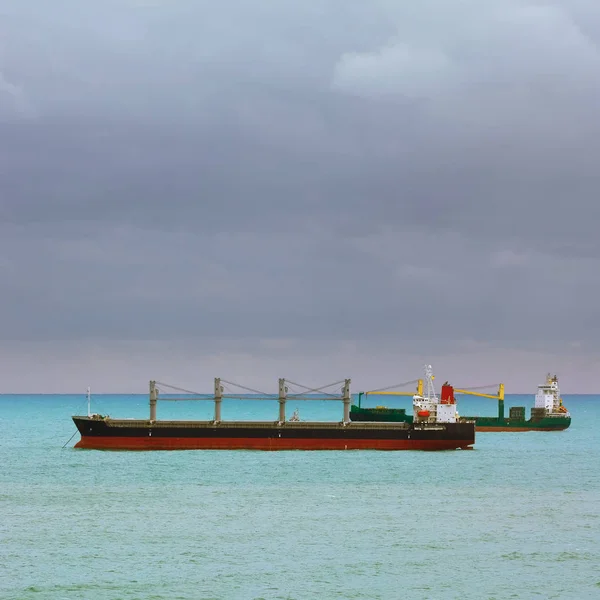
left=453, top=384, right=505, bottom=421
left=357, top=379, right=423, bottom=408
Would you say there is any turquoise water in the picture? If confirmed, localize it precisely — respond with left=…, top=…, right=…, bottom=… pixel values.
left=1, top=393, right=599, bottom=600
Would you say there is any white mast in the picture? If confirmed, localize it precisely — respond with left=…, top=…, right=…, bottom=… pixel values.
left=87, top=386, right=91, bottom=417
left=424, top=364, right=437, bottom=399
left=412, top=364, right=457, bottom=423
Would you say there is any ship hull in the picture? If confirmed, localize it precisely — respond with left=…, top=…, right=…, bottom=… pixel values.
left=72, top=417, right=474, bottom=451
left=467, top=415, right=571, bottom=431
left=474, top=427, right=567, bottom=432
left=471, top=420, right=571, bottom=432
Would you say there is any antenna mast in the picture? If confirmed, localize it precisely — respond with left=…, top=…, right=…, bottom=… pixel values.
left=87, top=387, right=91, bottom=417
left=424, top=365, right=437, bottom=399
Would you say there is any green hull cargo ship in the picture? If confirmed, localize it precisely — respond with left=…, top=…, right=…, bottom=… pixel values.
left=350, top=374, right=570, bottom=432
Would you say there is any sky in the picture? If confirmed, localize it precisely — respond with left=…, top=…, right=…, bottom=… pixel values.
left=1, top=0, right=600, bottom=393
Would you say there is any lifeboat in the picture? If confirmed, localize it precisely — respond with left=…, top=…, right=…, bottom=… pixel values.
left=417, top=410, right=430, bottom=418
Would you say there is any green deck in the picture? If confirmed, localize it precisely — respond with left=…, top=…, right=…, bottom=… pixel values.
left=350, top=405, right=414, bottom=423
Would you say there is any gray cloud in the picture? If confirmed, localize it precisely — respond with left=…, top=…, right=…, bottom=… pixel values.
left=1, top=1, right=600, bottom=391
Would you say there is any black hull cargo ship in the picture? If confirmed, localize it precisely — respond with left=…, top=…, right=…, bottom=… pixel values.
left=72, top=371, right=475, bottom=451
left=72, top=416, right=475, bottom=450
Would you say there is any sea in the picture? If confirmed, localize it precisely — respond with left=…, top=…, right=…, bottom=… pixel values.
left=1, top=392, right=598, bottom=600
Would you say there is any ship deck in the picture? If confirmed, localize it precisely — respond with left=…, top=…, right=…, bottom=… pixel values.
left=75, top=417, right=415, bottom=430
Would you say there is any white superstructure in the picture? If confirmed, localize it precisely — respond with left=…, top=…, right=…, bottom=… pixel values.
left=412, top=364, right=459, bottom=423
left=535, top=374, right=570, bottom=417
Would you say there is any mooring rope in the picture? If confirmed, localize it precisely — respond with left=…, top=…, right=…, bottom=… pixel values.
left=62, top=429, right=78, bottom=449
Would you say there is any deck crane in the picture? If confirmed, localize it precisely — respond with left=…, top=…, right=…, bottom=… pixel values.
left=357, top=378, right=423, bottom=408
left=452, top=383, right=505, bottom=423
left=349, top=378, right=424, bottom=423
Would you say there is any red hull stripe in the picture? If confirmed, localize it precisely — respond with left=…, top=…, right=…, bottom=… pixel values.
left=75, top=435, right=473, bottom=451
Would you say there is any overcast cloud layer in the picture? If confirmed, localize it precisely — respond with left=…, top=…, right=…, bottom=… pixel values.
left=1, top=1, right=600, bottom=392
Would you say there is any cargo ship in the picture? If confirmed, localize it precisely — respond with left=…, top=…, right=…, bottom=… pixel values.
left=351, top=373, right=571, bottom=432
left=71, top=367, right=475, bottom=451
left=467, top=373, right=570, bottom=431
